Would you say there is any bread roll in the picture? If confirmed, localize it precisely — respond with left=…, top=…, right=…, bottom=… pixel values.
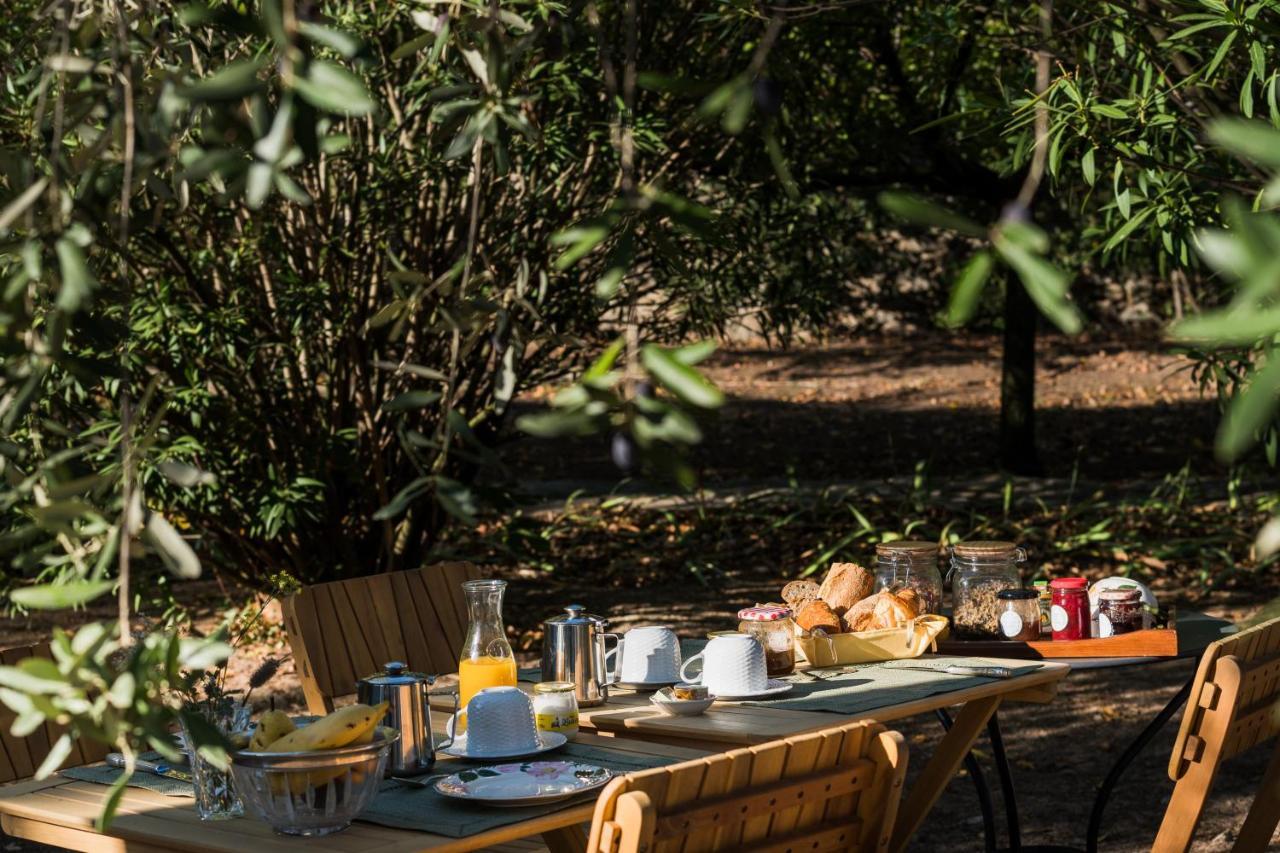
left=795, top=600, right=842, bottom=635
left=818, top=563, right=874, bottom=614
left=781, top=580, right=821, bottom=613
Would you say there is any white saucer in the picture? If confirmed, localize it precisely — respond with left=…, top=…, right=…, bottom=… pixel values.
left=710, top=679, right=794, bottom=700
left=441, top=730, right=567, bottom=761
left=614, top=679, right=679, bottom=691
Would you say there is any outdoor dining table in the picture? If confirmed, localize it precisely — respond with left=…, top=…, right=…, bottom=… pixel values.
left=0, top=730, right=709, bottom=853
left=453, top=653, right=1074, bottom=853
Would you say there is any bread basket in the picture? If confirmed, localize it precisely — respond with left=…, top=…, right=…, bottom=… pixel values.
left=795, top=614, right=950, bottom=667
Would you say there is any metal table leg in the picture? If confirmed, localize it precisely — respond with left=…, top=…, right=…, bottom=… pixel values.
left=988, top=712, right=1021, bottom=851
left=1085, top=673, right=1195, bottom=853
left=937, top=707, right=998, bottom=853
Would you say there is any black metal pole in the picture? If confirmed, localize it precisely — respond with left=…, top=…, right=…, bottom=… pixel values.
left=988, top=712, right=1021, bottom=851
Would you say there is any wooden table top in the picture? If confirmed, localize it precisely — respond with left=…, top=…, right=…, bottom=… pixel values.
left=0, top=732, right=707, bottom=853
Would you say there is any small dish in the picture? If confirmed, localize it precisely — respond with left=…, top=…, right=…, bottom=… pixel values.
left=441, top=730, right=567, bottom=761
left=650, top=688, right=715, bottom=717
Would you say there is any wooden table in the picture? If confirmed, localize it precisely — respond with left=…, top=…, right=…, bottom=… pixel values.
left=577, top=659, right=1069, bottom=853
left=427, top=658, right=1070, bottom=853
left=0, top=732, right=708, bottom=853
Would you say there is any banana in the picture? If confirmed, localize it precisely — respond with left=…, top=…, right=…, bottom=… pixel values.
left=264, top=703, right=388, bottom=796
left=249, top=710, right=295, bottom=751
left=266, top=702, right=388, bottom=753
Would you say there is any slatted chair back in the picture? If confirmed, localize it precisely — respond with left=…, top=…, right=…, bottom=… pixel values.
left=0, top=642, right=109, bottom=785
left=1155, top=616, right=1280, bottom=852
left=587, top=719, right=907, bottom=853
left=282, top=562, right=482, bottom=713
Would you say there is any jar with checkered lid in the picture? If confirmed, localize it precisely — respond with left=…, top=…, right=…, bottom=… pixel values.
left=737, top=605, right=795, bottom=676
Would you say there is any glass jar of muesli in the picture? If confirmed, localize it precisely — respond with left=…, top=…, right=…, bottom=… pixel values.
left=948, top=541, right=1025, bottom=638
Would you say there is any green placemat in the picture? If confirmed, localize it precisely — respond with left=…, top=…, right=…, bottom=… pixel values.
left=740, top=657, right=1043, bottom=715
left=61, top=752, right=193, bottom=797
left=356, top=739, right=679, bottom=837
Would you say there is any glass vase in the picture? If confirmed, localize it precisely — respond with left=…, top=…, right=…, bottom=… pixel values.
left=182, top=704, right=250, bottom=820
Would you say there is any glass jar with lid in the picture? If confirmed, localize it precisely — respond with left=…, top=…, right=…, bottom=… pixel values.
left=875, top=540, right=943, bottom=615
left=996, top=589, right=1041, bottom=641
left=1049, top=577, right=1090, bottom=641
left=531, top=681, right=579, bottom=737
left=1097, top=588, right=1143, bottom=637
left=737, top=605, right=796, bottom=676
left=948, top=540, right=1026, bottom=638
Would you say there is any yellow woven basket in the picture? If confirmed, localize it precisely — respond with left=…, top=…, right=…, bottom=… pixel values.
left=795, top=614, right=951, bottom=667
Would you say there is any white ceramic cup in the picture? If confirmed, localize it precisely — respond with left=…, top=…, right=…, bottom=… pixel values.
left=606, top=625, right=682, bottom=684
left=446, top=686, right=542, bottom=755
left=679, top=633, right=768, bottom=696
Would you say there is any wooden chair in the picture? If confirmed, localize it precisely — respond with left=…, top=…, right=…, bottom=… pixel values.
left=0, top=642, right=108, bottom=785
left=586, top=719, right=907, bottom=853
left=1155, top=615, right=1280, bottom=852
left=281, top=561, right=481, bottom=714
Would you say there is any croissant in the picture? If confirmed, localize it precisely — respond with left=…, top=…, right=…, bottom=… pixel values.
left=841, top=590, right=920, bottom=633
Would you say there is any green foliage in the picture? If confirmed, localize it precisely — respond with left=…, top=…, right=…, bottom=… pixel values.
left=0, top=621, right=230, bottom=827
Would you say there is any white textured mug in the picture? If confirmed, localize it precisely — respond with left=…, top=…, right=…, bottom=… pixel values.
left=679, top=633, right=767, bottom=696
left=446, top=686, right=542, bottom=755
left=607, top=625, right=682, bottom=684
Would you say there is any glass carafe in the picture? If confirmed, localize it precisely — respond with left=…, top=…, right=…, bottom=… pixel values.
left=458, top=579, right=517, bottom=709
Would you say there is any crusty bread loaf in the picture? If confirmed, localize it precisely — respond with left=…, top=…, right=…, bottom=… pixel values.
left=818, top=563, right=874, bottom=614
left=781, top=580, right=821, bottom=612
left=795, top=600, right=842, bottom=635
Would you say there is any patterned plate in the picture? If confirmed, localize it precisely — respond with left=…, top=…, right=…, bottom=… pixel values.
left=432, top=761, right=613, bottom=807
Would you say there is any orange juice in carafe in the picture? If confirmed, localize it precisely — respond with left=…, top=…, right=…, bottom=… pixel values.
left=459, top=655, right=517, bottom=708
left=457, top=579, right=517, bottom=717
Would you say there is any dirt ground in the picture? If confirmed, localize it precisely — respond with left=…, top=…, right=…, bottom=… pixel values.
left=3, top=334, right=1278, bottom=851
left=506, top=333, right=1228, bottom=486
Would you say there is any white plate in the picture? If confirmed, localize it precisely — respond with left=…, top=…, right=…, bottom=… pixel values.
left=711, top=679, right=794, bottom=700
left=433, top=761, right=612, bottom=807
left=614, top=679, right=679, bottom=691
left=441, top=730, right=567, bottom=761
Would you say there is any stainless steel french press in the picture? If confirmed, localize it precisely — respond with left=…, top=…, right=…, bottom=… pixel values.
left=356, top=662, right=458, bottom=776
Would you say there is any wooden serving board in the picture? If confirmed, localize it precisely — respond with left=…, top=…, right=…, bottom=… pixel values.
left=935, top=626, right=1178, bottom=659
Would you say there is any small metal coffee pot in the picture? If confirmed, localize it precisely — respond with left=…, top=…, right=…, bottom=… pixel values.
left=541, top=605, right=618, bottom=707
left=356, top=662, right=458, bottom=776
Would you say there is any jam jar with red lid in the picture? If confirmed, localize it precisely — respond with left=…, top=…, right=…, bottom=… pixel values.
left=738, top=605, right=796, bottom=676
left=1049, top=577, right=1090, bottom=641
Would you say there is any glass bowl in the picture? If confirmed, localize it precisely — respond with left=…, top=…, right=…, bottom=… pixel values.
left=229, top=727, right=398, bottom=836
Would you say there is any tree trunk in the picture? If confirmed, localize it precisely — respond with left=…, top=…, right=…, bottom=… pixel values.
left=1000, top=279, right=1043, bottom=475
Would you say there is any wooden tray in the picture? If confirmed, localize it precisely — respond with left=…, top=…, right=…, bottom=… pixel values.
left=935, top=609, right=1179, bottom=659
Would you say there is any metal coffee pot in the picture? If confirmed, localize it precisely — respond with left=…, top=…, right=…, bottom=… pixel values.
left=541, top=605, right=618, bottom=707
left=356, top=662, right=459, bottom=776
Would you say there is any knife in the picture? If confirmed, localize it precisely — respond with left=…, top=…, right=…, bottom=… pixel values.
left=107, top=753, right=193, bottom=783
left=891, top=665, right=1014, bottom=679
